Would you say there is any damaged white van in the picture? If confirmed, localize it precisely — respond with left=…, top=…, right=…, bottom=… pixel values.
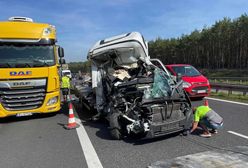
left=86, top=32, right=193, bottom=139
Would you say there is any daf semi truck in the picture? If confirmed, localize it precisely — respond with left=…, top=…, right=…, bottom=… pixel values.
left=0, top=16, right=65, bottom=118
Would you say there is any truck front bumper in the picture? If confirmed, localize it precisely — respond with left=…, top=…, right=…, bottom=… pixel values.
left=0, top=91, right=61, bottom=118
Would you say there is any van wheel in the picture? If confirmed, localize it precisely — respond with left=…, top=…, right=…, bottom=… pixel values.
left=182, top=130, right=190, bottom=136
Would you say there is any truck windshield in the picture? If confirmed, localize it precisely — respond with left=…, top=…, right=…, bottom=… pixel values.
left=0, top=45, right=55, bottom=68
left=172, top=65, right=201, bottom=77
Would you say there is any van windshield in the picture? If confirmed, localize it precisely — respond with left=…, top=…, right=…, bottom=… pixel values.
left=172, top=65, right=201, bottom=77
left=0, top=45, right=55, bottom=68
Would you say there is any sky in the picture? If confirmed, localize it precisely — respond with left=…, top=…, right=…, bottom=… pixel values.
left=1, top=0, right=248, bottom=62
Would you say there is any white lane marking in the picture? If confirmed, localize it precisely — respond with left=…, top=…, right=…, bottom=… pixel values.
left=228, top=131, right=248, bottom=140
left=206, top=97, right=248, bottom=106
left=75, top=117, right=103, bottom=168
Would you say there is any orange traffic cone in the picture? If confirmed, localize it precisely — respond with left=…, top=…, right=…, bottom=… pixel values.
left=64, top=102, right=79, bottom=129
left=204, top=99, right=209, bottom=106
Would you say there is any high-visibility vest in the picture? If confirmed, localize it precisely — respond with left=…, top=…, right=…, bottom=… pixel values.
left=61, top=76, right=70, bottom=88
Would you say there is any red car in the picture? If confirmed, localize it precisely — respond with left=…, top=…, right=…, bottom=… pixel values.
left=165, top=64, right=211, bottom=98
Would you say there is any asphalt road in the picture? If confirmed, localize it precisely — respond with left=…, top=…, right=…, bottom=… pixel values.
left=0, top=104, right=87, bottom=168
left=0, top=98, right=247, bottom=168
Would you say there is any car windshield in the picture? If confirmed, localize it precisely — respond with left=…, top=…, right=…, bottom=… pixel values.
left=0, top=45, right=55, bottom=68
left=172, top=65, right=201, bottom=77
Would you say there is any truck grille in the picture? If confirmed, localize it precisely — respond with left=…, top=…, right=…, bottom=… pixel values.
left=0, top=78, right=47, bottom=111
left=0, top=87, right=46, bottom=111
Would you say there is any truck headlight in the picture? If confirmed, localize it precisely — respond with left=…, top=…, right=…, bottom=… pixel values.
left=47, top=96, right=58, bottom=106
left=43, top=28, right=52, bottom=36
left=182, top=82, right=192, bottom=88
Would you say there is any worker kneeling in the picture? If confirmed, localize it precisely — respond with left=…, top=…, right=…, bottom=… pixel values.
left=190, top=105, right=223, bottom=138
left=61, top=75, right=70, bottom=103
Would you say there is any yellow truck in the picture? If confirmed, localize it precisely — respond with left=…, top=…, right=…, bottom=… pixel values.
left=0, top=16, right=65, bottom=118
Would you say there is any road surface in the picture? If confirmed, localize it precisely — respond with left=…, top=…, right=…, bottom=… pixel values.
left=0, top=97, right=247, bottom=168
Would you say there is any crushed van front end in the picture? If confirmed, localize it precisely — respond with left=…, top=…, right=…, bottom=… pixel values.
left=87, top=32, right=193, bottom=139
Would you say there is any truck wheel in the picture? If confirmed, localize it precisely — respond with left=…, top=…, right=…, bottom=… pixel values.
left=109, top=112, right=122, bottom=140
left=182, top=130, right=190, bottom=136
left=110, top=128, right=122, bottom=140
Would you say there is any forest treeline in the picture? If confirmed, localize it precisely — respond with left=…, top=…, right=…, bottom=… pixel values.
left=68, top=61, right=91, bottom=73
left=70, top=14, right=248, bottom=73
left=149, top=14, right=248, bottom=70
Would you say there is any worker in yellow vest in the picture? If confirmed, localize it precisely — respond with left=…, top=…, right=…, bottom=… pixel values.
left=61, top=75, right=71, bottom=102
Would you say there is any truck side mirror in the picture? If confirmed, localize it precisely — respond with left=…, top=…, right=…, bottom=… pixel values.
left=59, top=58, right=66, bottom=64
left=58, top=47, right=64, bottom=58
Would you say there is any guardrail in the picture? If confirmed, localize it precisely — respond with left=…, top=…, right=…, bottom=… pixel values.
left=210, top=83, right=248, bottom=96
left=73, top=78, right=247, bottom=96
left=209, top=77, right=248, bottom=85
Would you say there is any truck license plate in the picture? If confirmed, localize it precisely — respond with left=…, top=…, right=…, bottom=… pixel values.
left=16, top=113, right=33, bottom=117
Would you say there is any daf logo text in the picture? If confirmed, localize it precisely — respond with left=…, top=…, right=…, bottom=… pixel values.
left=10, top=71, right=32, bottom=76
left=13, top=81, right=32, bottom=86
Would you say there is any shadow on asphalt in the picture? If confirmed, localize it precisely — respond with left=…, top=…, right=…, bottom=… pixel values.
left=0, top=103, right=71, bottom=124
left=190, top=97, right=204, bottom=101
left=72, top=101, right=114, bottom=140
left=124, top=127, right=205, bottom=145
left=123, top=132, right=181, bottom=145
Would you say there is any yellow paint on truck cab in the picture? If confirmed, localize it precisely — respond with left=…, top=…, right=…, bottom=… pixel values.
left=0, top=17, right=62, bottom=118
left=0, top=21, right=56, bottom=40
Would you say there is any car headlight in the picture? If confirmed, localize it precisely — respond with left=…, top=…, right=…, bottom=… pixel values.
left=206, top=80, right=210, bottom=85
left=47, top=96, right=58, bottom=106
left=182, top=82, right=192, bottom=88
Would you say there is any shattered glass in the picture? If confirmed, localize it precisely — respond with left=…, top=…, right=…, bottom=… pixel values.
left=151, top=68, right=172, bottom=98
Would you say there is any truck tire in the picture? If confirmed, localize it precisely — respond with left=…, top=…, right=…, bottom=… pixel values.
left=110, top=128, right=122, bottom=140
left=109, top=112, right=122, bottom=140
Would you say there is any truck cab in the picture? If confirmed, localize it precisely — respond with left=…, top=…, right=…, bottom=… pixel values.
left=0, top=16, right=64, bottom=117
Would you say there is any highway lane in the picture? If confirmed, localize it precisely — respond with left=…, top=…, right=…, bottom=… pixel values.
left=0, top=104, right=87, bottom=168
left=0, top=98, right=247, bottom=168
left=77, top=98, right=248, bottom=168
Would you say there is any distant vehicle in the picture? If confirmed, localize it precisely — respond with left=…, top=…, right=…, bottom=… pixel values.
left=165, top=64, right=211, bottom=98
left=62, top=69, right=72, bottom=79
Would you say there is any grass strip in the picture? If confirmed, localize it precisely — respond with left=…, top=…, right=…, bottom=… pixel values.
left=210, top=92, right=248, bottom=104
